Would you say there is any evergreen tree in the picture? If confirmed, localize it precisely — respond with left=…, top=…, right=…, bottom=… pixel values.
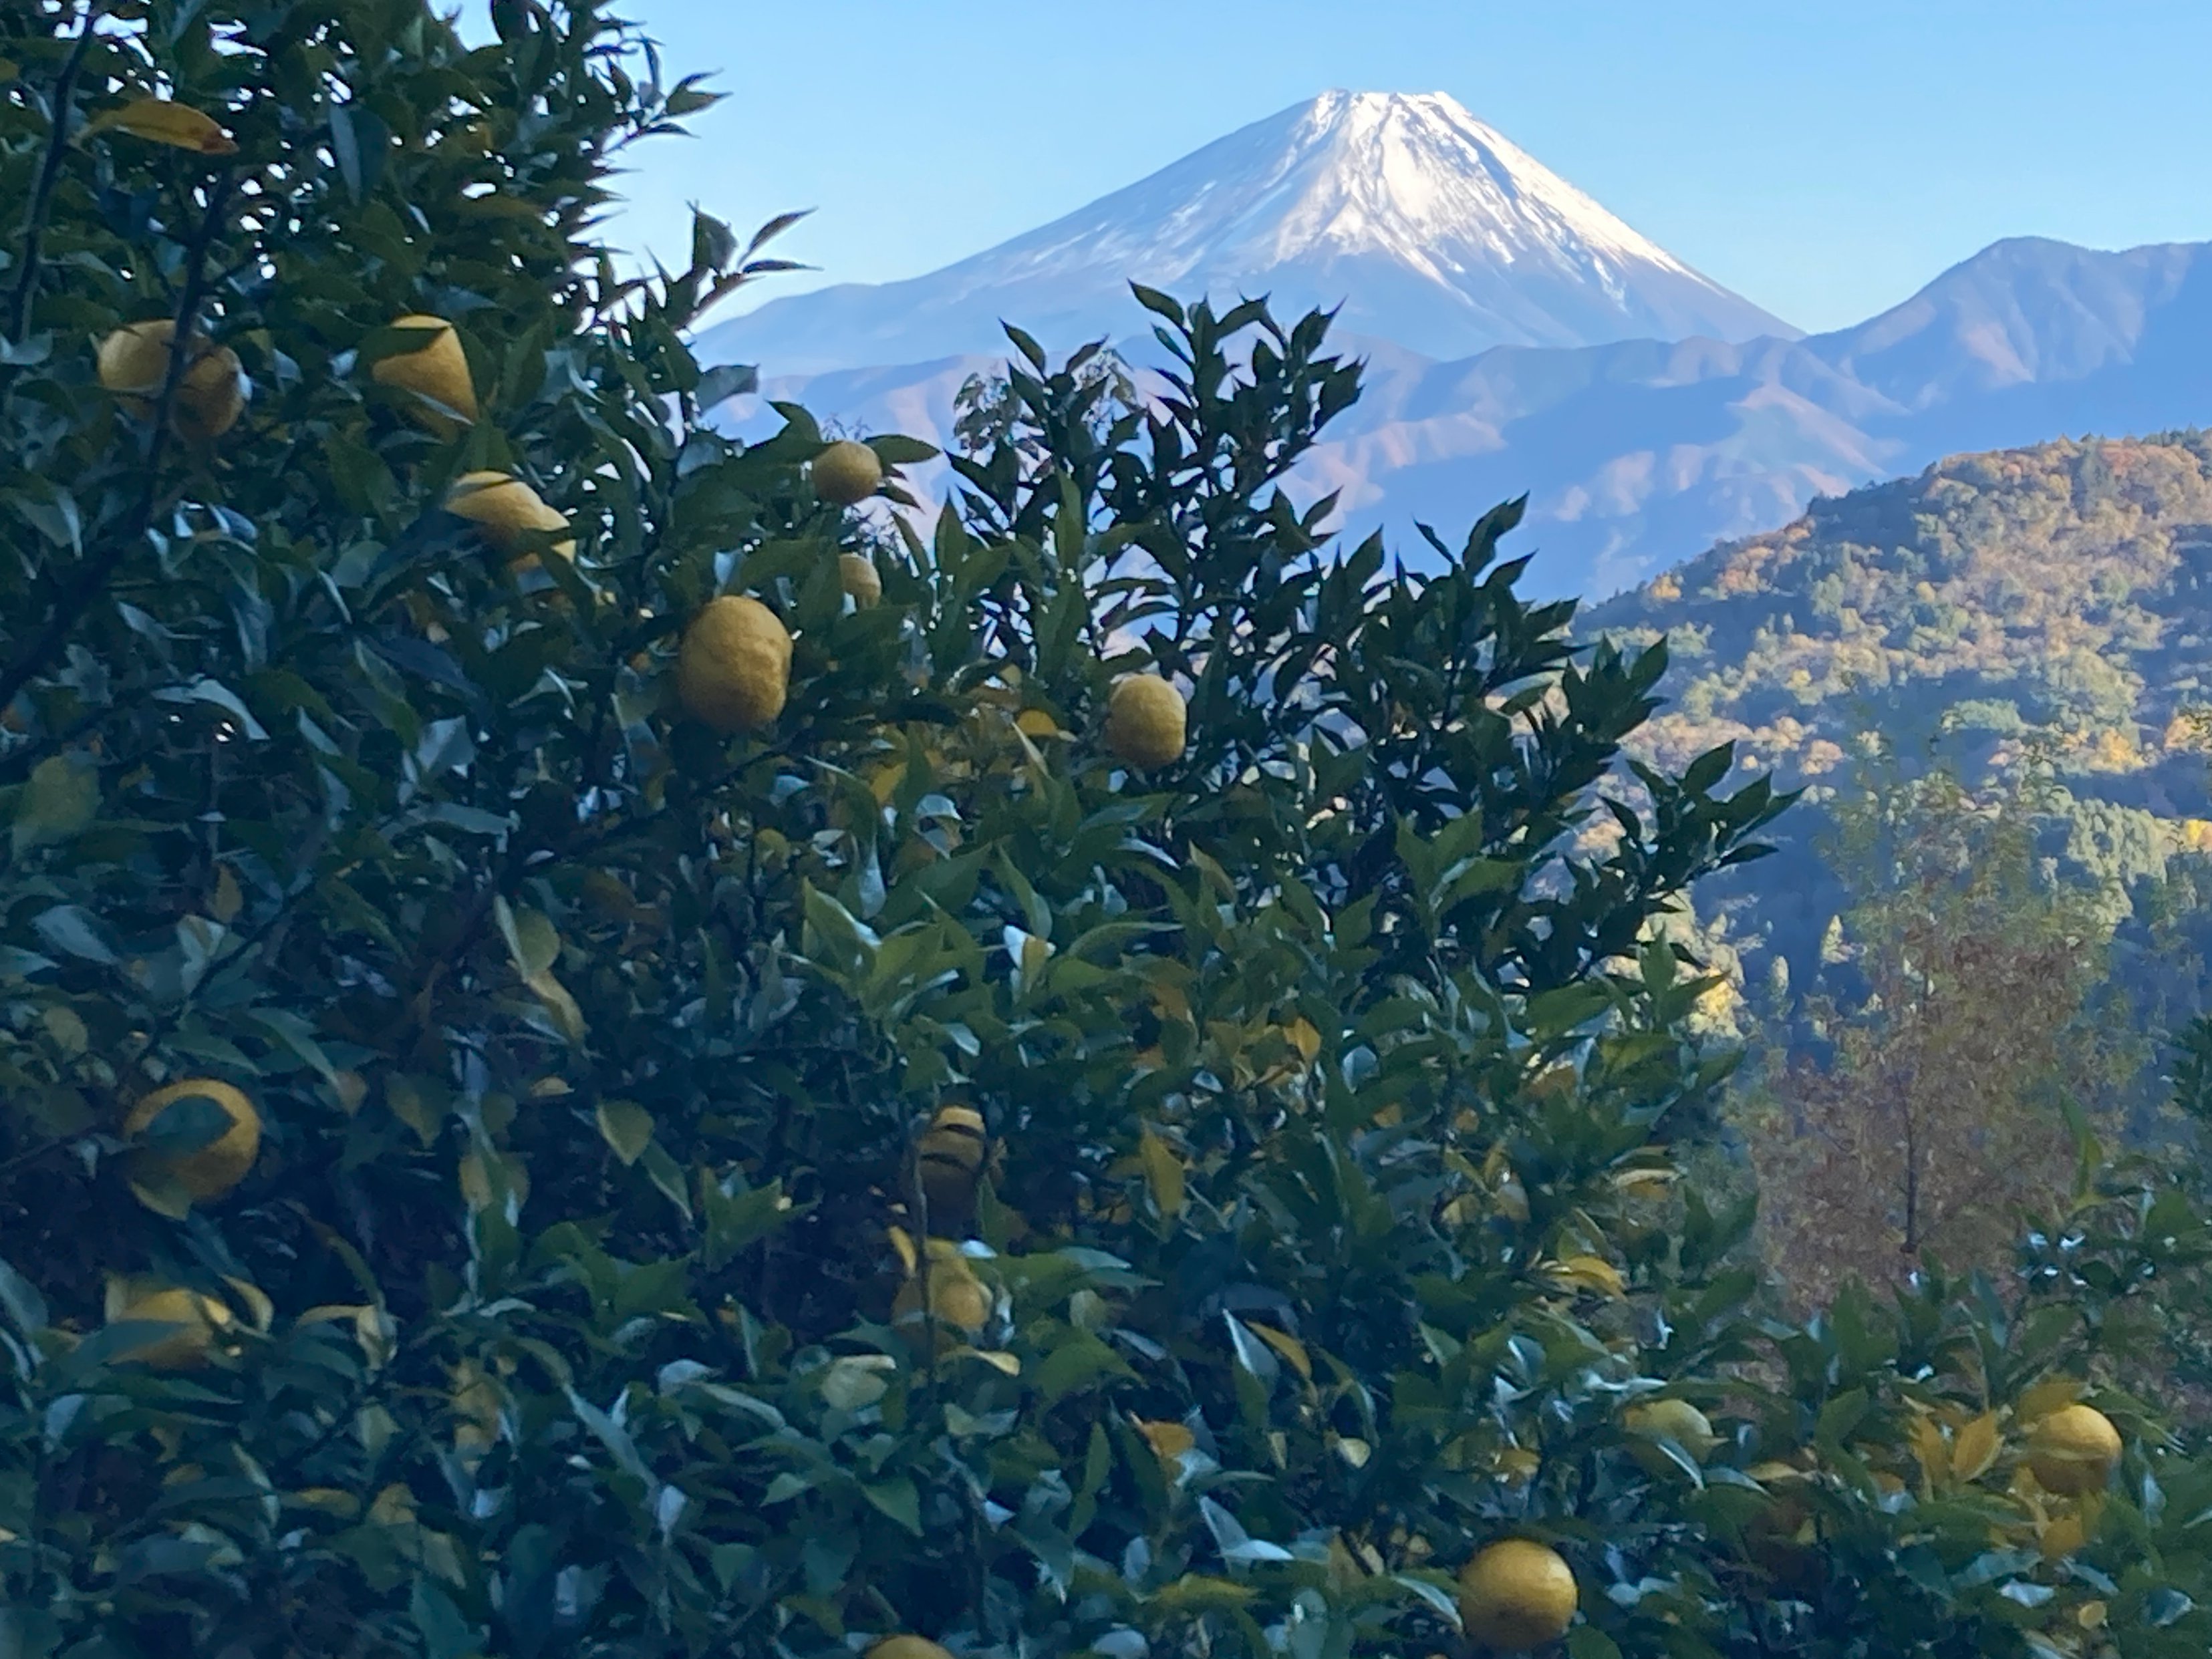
left=1, top=6, right=2208, bottom=1658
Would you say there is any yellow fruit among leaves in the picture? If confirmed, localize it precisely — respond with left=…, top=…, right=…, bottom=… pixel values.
left=2028, top=1403, right=2122, bottom=1496
left=910, top=1102, right=988, bottom=1234
left=867, top=1638, right=953, bottom=1659
left=97, top=319, right=249, bottom=440
left=371, top=313, right=477, bottom=432
left=123, top=1078, right=261, bottom=1203
left=446, top=471, right=575, bottom=564
left=108, top=1286, right=234, bottom=1370
left=678, top=595, right=791, bottom=733
left=891, top=1240, right=992, bottom=1334
left=812, top=439, right=882, bottom=506
left=1104, top=673, right=1187, bottom=769
left=839, top=551, right=883, bottom=608
left=1623, top=1397, right=1719, bottom=1463
left=2039, top=1510, right=2089, bottom=1561
left=1458, top=1539, right=1578, bottom=1651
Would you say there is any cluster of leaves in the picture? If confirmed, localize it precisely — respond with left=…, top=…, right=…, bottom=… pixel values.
left=1736, top=761, right=2140, bottom=1306
left=1, top=5, right=2211, bottom=1659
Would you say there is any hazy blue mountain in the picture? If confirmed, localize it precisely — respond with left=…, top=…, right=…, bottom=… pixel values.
left=696, top=90, right=2212, bottom=601
left=696, top=90, right=1794, bottom=375
left=1300, top=237, right=2212, bottom=594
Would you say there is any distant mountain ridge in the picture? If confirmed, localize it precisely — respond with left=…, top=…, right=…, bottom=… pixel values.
left=712, top=234, right=2212, bottom=600
left=697, top=91, right=1794, bottom=374
left=1304, top=236, right=2212, bottom=593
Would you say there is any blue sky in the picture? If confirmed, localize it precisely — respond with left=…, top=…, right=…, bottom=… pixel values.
left=594, top=0, right=2212, bottom=335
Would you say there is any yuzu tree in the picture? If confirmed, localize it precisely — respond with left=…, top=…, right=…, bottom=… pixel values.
left=0, top=4, right=2208, bottom=1659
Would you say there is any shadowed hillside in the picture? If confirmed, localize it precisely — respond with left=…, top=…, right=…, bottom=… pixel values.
left=1584, top=429, right=2212, bottom=996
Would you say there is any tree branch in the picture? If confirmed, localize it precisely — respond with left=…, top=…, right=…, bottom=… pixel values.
left=6, top=1, right=106, bottom=343
left=0, top=164, right=237, bottom=713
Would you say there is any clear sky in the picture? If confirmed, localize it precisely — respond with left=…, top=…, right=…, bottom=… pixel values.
left=590, top=0, right=2212, bottom=335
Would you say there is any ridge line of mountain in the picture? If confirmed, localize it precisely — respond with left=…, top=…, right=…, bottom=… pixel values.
left=698, top=90, right=1795, bottom=375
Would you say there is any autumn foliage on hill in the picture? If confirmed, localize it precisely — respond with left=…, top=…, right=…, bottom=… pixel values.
left=1586, top=434, right=2212, bottom=1021
left=3, top=5, right=2212, bottom=1658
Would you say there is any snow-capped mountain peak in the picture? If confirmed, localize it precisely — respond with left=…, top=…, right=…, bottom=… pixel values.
left=1097, top=90, right=1688, bottom=291
left=697, top=90, right=1794, bottom=375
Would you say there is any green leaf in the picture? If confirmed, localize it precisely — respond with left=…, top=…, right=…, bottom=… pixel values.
left=1815, top=1388, right=1871, bottom=1452
left=1391, top=1573, right=1462, bottom=1629
left=1224, top=1314, right=1280, bottom=1388
left=862, top=1476, right=922, bottom=1535
left=0, top=1608, right=62, bottom=1659
left=497, top=898, right=561, bottom=979
left=867, top=435, right=940, bottom=466
left=131, top=1091, right=233, bottom=1157
left=696, top=363, right=757, bottom=407
left=0, top=1255, right=48, bottom=1336
left=86, top=96, right=239, bottom=154
left=408, top=1577, right=477, bottom=1659
left=33, top=905, right=114, bottom=963
left=13, top=756, right=97, bottom=856
left=702, top=1175, right=794, bottom=1269
left=252, top=1008, right=345, bottom=1094
left=1138, top=1130, right=1186, bottom=1220
left=639, top=1139, right=694, bottom=1219
left=595, top=1100, right=654, bottom=1167
left=1034, top=1328, right=1135, bottom=1405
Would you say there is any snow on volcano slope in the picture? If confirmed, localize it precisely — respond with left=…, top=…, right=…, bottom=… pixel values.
left=696, top=91, right=1796, bottom=375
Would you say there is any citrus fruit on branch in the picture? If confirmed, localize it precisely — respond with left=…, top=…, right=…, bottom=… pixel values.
left=371, top=313, right=478, bottom=433
left=1458, top=1538, right=1578, bottom=1651
left=1104, top=673, right=1187, bottom=769
left=812, top=439, right=882, bottom=506
left=97, top=319, right=249, bottom=440
left=122, top=1078, right=261, bottom=1204
left=678, top=595, right=792, bottom=733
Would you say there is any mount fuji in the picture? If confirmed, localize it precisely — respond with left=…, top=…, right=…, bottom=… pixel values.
left=695, top=91, right=1797, bottom=373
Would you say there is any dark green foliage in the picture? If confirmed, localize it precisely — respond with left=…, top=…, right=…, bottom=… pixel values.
left=1, top=5, right=2209, bottom=1659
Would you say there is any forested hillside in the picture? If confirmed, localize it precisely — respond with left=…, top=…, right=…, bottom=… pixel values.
left=1586, top=430, right=2212, bottom=994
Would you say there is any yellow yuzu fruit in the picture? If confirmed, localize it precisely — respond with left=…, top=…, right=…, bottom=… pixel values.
left=891, top=1246, right=992, bottom=1333
left=580, top=869, right=635, bottom=919
left=96, top=320, right=172, bottom=403
left=108, top=1286, right=233, bottom=1370
left=867, top=1639, right=954, bottom=1659
left=1623, top=1398, right=1719, bottom=1460
left=812, top=440, right=883, bottom=506
left=932, top=1271, right=993, bottom=1334
left=1458, top=1539, right=1578, bottom=1652
left=372, top=313, right=478, bottom=432
left=173, top=347, right=248, bottom=440
left=2038, top=1511, right=2088, bottom=1561
left=2028, top=1403, right=2121, bottom=1496
left=1103, top=673, right=1187, bottom=769
left=446, top=471, right=575, bottom=564
left=914, top=1103, right=987, bottom=1232
left=123, top=1078, right=261, bottom=1203
left=677, top=595, right=791, bottom=733
left=97, top=319, right=249, bottom=440
left=839, top=551, right=883, bottom=608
